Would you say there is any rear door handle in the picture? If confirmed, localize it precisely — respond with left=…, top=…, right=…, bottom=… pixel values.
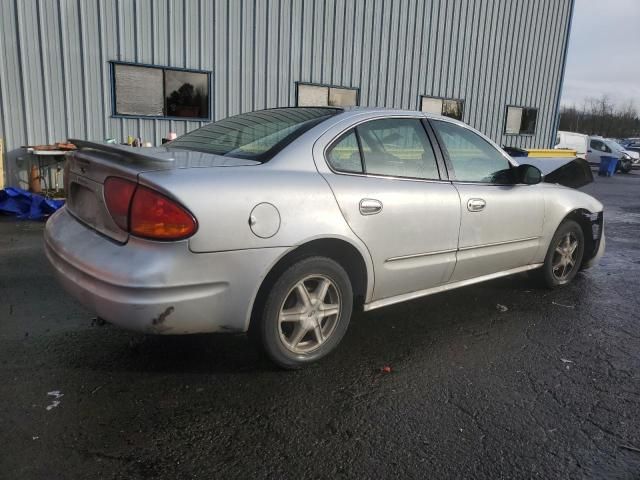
left=467, top=198, right=486, bottom=212
left=359, top=198, right=383, bottom=215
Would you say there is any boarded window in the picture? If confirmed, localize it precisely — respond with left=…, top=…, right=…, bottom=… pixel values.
left=297, top=83, right=358, bottom=107
left=505, top=106, right=537, bottom=135
left=420, top=96, right=464, bottom=121
left=112, top=63, right=210, bottom=119
left=113, top=64, right=164, bottom=116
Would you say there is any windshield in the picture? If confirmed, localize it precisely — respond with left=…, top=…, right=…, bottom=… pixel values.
left=167, top=107, right=341, bottom=161
left=604, top=139, right=624, bottom=153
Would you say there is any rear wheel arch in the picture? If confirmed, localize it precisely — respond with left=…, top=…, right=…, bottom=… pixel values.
left=248, top=238, right=370, bottom=332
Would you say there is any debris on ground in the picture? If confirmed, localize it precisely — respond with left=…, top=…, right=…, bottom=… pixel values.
left=496, top=304, right=508, bottom=313
left=90, top=385, right=103, bottom=395
left=0, top=187, right=64, bottom=220
left=620, top=444, right=640, bottom=454
left=560, top=358, right=574, bottom=364
left=552, top=301, right=575, bottom=309
left=381, top=366, right=392, bottom=373
left=91, top=317, right=107, bottom=327
left=45, top=391, right=64, bottom=411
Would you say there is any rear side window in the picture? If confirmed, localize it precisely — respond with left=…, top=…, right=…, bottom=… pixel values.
left=327, top=131, right=363, bottom=173
left=432, top=120, right=510, bottom=183
left=357, top=119, right=440, bottom=180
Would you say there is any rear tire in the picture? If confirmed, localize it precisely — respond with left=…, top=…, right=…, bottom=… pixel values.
left=256, top=256, right=353, bottom=369
left=539, top=220, right=585, bottom=288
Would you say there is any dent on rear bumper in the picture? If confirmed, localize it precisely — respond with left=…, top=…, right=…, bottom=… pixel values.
left=44, top=208, right=287, bottom=334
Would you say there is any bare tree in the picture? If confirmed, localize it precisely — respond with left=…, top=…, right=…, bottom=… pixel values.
left=559, top=95, right=640, bottom=138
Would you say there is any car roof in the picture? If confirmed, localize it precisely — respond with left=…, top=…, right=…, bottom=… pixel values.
left=334, top=106, right=468, bottom=127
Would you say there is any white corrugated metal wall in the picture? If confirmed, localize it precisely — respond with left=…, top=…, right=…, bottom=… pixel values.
left=0, top=0, right=573, bottom=184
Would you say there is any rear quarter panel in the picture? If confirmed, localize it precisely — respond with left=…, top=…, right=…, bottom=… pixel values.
left=138, top=163, right=375, bottom=305
left=138, top=166, right=361, bottom=252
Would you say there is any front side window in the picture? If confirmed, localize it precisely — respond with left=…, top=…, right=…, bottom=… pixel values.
left=112, top=62, right=210, bottom=119
left=420, top=96, right=464, bottom=121
left=297, top=83, right=359, bottom=107
left=590, top=139, right=610, bottom=153
left=432, top=120, right=511, bottom=183
left=357, top=119, right=440, bottom=180
left=168, top=107, right=340, bottom=161
left=505, top=106, right=537, bottom=135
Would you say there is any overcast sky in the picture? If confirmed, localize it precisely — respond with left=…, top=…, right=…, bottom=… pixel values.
left=560, top=0, right=640, bottom=111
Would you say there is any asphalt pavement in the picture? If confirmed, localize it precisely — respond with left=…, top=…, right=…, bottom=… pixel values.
left=1, top=173, right=639, bottom=479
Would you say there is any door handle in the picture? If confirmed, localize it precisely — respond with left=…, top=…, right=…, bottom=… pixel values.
left=467, top=198, right=486, bottom=212
left=359, top=198, right=383, bottom=215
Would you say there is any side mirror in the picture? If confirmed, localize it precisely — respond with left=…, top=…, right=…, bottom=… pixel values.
left=515, top=164, right=543, bottom=185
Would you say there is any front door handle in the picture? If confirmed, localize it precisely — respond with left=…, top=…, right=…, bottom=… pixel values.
left=359, top=198, right=383, bottom=215
left=467, top=198, right=486, bottom=212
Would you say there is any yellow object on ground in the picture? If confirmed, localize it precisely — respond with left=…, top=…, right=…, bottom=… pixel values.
left=526, top=148, right=576, bottom=158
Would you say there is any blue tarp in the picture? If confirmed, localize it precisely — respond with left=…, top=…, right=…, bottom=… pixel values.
left=0, top=187, right=65, bottom=220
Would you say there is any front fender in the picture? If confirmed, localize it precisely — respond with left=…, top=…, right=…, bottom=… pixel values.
left=533, top=184, right=604, bottom=264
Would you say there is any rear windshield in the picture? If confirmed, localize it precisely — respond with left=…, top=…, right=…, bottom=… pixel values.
left=167, top=107, right=341, bottom=161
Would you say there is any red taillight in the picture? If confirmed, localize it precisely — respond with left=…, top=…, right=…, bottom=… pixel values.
left=103, top=177, right=196, bottom=240
left=130, top=186, right=197, bottom=240
left=104, top=177, right=137, bottom=230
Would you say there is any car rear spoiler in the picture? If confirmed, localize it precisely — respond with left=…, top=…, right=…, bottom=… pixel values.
left=69, top=139, right=175, bottom=164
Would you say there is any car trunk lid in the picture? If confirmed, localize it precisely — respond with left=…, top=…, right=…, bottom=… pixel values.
left=65, top=140, right=259, bottom=242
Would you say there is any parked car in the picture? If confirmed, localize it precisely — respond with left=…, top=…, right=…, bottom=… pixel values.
left=45, top=108, right=605, bottom=368
left=607, top=138, right=640, bottom=164
left=555, top=131, right=636, bottom=173
left=590, top=137, right=636, bottom=173
left=621, top=138, right=640, bottom=158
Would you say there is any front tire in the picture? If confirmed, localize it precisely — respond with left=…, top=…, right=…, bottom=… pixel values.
left=619, top=158, right=632, bottom=173
left=540, top=220, right=585, bottom=288
left=257, top=256, right=353, bottom=369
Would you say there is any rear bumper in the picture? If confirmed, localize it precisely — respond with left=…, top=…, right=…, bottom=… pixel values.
left=44, top=208, right=287, bottom=334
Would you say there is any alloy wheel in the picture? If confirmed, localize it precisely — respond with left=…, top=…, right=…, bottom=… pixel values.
left=278, top=275, right=341, bottom=354
left=552, top=232, right=579, bottom=282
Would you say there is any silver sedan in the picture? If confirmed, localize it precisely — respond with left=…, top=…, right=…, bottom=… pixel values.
left=45, top=108, right=605, bottom=368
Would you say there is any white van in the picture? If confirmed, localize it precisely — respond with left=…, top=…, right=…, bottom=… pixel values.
left=555, top=131, right=636, bottom=173
left=555, top=131, right=589, bottom=159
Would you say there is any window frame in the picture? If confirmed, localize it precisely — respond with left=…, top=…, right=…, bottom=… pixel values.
left=110, top=61, right=213, bottom=121
left=323, top=116, right=447, bottom=182
left=429, top=118, right=516, bottom=185
left=418, top=95, right=465, bottom=121
left=503, top=105, right=538, bottom=136
left=295, top=81, right=360, bottom=108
